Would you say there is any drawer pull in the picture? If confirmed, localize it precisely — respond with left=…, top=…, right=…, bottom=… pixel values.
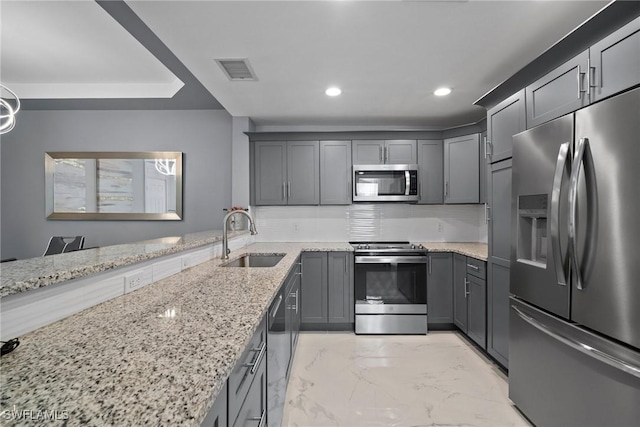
left=467, top=263, right=480, bottom=271
left=246, top=342, right=266, bottom=374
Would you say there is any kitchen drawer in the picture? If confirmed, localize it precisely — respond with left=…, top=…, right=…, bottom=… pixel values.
left=466, top=257, right=486, bottom=279
left=232, top=351, right=266, bottom=427
left=228, top=316, right=267, bottom=425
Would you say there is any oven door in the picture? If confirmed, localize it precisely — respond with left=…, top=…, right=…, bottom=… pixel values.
left=354, top=255, right=427, bottom=313
left=353, top=165, right=418, bottom=202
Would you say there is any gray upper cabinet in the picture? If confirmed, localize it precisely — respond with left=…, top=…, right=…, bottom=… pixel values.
left=417, top=140, right=444, bottom=204
left=287, top=141, right=320, bottom=205
left=352, top=140, right=384, bottom=164
left=253, top=141, right=287, bottom=205
left=253, top=140, right=319, bottom=206
left=479, top=130, right=487, bottom=204
left=444, top=134, right=480, bottom=204
left=327, top=252, right=354, bottom=324
left=427, top=252, right=453, bottom=324
left=487, top=159, right=512, bottom=368
left=352, top=140, right=417, bottom=165
left=590, top=16, right=640, bottom=103
left=385, top=140, right=418, bottom=164
left=526, top=50, right=589, bottom=128
left=487, top=90, right=526, bottom=164
left=320, top=141, right=352, bottom=205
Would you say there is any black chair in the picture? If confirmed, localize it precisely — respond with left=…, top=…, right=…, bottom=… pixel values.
left=43, top=236, right=85, bottom=256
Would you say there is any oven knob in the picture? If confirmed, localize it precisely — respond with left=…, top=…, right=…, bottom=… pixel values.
left=411, top=244, right=416, bottom=249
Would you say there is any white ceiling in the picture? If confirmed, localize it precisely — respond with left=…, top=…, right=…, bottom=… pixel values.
left=1, top=0, right=609, bottom=128
left=0, top=0, right=183, bottom=99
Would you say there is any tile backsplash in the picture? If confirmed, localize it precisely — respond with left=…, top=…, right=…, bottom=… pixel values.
left=253, top=204, right=487, bottom=242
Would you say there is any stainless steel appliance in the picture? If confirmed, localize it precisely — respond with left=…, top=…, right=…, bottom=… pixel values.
left=352, top=241, right=427, bottom=334
left=352, top=164, right=419, bottom=202
left=510, top=87, right=640, bottom=426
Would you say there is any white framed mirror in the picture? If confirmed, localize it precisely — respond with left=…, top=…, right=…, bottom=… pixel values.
left=45, top=152, right=183, bottom=220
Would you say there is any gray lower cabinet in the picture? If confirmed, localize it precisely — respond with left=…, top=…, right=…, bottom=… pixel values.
left=286, top=265, right=301, bottom=370
left=453, top=254, right=468, bottom=331
left=228, top=316, right=267, bottom=427
left=301, top=252, right=353, bottom=329
left=526, top=50, right=589, bottom=128
left=453, top=254, right=487, bottom=349
left=590, top=15, right=640, bottom=102
left=487, top=90, right=525, bottom=164
left=444, top=134, right=480, bottom=204
left=253, top=140, right=319, bottom=205
left=201, top=382, right=227, bottom=427
left=417, top=140, right=444, bottom=204
left=352, top=140, right=417, bottom=165
left=300, top=252, right=328, bottom=325
left=320, top=140, right=352, bottom=205
left=486, top=159, right=512, bottom=368
left=426, top=252, right=453, bottom=325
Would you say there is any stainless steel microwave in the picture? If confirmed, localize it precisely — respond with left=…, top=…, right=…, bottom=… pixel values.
left=353, top=164, right=419, bottom=202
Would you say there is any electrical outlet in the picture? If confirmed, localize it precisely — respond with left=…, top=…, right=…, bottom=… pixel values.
left=438, top=222, right=444, bottom=233
left=125, top=271, right=144, bottom=291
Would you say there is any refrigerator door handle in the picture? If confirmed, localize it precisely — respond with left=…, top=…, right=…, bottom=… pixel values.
left=551, top=141, right=570, bottom=286
left=512, top=305, right=640, bottom=379
left=569, top=137, right=588, bottom=290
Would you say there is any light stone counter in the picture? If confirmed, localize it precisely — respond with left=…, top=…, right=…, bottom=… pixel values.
left=0, top=242, right=352, bottom=426
left=0, top=230, right=248, bottom=298
left=420, top=242, right=488, bottom=261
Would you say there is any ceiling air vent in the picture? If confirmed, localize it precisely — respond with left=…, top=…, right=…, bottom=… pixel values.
left=215, top=58, right=257, bottom=81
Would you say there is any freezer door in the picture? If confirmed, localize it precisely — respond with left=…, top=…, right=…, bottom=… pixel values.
left=509, top=297, right=640, bottom=427
left=572, top=87, right=640, bottom=350
left=511, top=115, right=573, bottom=318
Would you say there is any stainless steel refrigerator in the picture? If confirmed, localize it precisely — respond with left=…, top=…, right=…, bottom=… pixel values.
left=510, top=87, right=640, bottom=426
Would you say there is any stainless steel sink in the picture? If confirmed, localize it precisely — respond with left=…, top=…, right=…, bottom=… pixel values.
left=221, top=253, right=286, bottom=268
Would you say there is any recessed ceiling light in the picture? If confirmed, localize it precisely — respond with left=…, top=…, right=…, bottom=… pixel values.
left=434, top=87, right=452, bottom=97
left=325, top=87, right=342, bottom=97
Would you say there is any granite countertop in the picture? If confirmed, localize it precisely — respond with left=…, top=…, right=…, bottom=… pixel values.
left=0, top=230, right=249, bottom=298
left=0, top=242, right=352, bottom=427
left=421, top=242, right=488, bottom=261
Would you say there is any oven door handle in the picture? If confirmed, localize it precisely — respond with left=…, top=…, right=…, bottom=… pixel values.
left=355, top=256, right=428, bottom=264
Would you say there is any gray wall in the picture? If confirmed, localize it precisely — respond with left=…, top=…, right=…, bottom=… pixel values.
left=1, top=109, right=232, bottom=259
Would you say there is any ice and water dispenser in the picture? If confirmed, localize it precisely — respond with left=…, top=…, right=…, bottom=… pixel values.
left=517, top=194, right=548, bottom=268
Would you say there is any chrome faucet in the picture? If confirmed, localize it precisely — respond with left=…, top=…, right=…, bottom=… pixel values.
left=222, top=210, right=257, bottom=259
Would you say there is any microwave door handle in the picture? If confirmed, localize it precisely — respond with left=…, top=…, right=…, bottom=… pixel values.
left=551, top=141, right=570, bottom=286
left=405, top=170, right=410, bottom=195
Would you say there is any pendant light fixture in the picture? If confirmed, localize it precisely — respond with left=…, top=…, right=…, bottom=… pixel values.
left=0, top=84, right=21, bottom=135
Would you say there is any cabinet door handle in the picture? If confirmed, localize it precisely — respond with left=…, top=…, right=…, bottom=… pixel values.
left=282, top=182, right=286, bottom=200
left=577, top=65, right=586, bottom=100
left=428, top=255, right=432, bottom=275
left=445, top=182, right=449, bottom=198
left=467, top=263, right=480, bottom=271
left=250, top=410, right=267, bottom=427
left=245, top=341, right=266, bottom=374
left=384, top=146, right=388, bottom=163
left=484, top=203, right=491, bottom=224
left=464, top=278, right=469, bottom=298
left=287, top=181, right=291, bottom=198
left=379, top=146, right=383, bottom=163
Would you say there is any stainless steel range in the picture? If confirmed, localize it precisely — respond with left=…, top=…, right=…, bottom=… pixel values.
left=351, top=241, right=428, bottom=334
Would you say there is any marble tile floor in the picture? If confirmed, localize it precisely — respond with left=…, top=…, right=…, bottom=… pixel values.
left=282, top=332, right=531, bottom=427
